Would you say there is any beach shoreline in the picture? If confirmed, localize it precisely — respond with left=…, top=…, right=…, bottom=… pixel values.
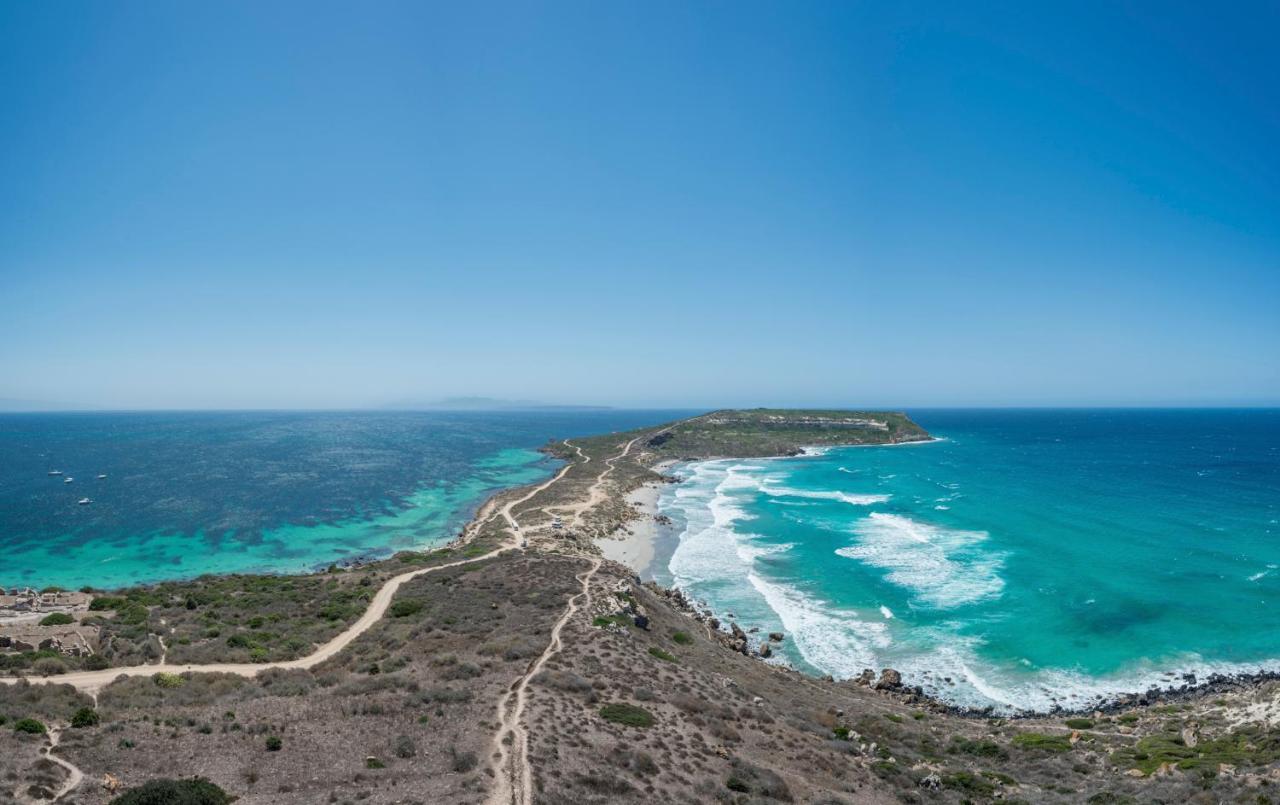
left=593, top=459, right=676, bottom=579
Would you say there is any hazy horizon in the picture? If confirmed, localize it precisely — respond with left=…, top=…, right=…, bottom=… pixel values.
left=3, top=3, right=1277, bottom=410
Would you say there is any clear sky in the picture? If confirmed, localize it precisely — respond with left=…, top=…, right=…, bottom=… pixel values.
left=2, top=2, right=1277, bottom=409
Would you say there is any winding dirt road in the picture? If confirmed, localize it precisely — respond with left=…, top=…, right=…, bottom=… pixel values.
left=34, top=727, right=84, bottom=805
left=486, top=555, right=601, bottom=805
left=2, top=434, right=640, bottom=804
left=486, top=436, right=638, bottom=804
left=0, top=450, right=590, bottom=700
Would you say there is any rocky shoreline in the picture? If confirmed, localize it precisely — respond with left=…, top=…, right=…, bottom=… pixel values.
left=637, top=551, right=1280, bottom=722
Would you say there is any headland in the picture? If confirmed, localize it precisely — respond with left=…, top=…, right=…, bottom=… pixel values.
left=3, top=409, right=1278, bottom=804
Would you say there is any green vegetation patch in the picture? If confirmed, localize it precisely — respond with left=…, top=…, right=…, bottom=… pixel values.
left=109, top=777, right=233, bottom=805
left=390, top=599, right=424, bottom=618
left=949, top=736, right=1009, bottom=759
left=943, top=771, right=997, bottom=797
left=648, top=646, right=677, bottom=663
left=1011, top=732, right=1073, bottom=752
left=592, top=614, right=630, bottom=628
left=1065, top=717, right=1095, bottom=729
left=154, top=672, right=185, bottom=689
left=671, top=631, right=693, bottom=644
left=982, top=770, right=1017, bottom=786
left=599, top=702, right=655, bottom=728
left=1109, top=724, right=1280, bottom=775
left=12, top=717, right=46, bottom=735
left=39, top=612, right=75, bottom=626
left=71, top=707, right=101, bottom=728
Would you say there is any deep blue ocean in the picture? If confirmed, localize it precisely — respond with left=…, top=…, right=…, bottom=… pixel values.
left=0, top=410, right=690, bottom=589
left=655, top=410, right=1280, bottom=712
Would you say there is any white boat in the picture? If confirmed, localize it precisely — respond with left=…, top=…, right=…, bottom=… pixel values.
left=64, top=477, right=73, bottom=483
left=78, top=498, right=92, bottom=505
left=48, top=470, right=63, bottom=476
left=97, top=474, right=107, bottom=479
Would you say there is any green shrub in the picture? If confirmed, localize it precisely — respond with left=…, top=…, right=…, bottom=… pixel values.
left=71, top=707, right=101, bottom=728
left=265, top=735, right=282, bottom=751
left=154, top=672, right=185, bottom=689
left=12, top=718, right=46, bottom=735
left=648, top=646, right=676, bottom=663
left=33, top=657, right=67, bottom=676
left=365, top=756, right=385, bottom=769
left=942, top=771, right=997, bottom=797
left=950, top=736, right=1009, bottom=759
left=108, top=777, right=232, bottom=804
left=39, top=612, right=75, bottom=626
left=393, top=734, right=416, bottom=758
left=225, top=633, right=258, bottom=649
left=90, top=596, right=127, bottom=611
left=1065, top=718, right=1095, bottom=729
left=85, top=655, right=110, bottom=670
left=983, top=770, right=1017, bottom=786
left=592, top=614, right=630, bottom=628
left=600, top=703, right=655, bottom=728
left=832, top=726, right=851, bottom=740
left=1012, top=732, right=1073, bottom=752
left=390, top=600, right=423, bottom=618
left=671, top=631, right=693, bottom=645
left=884, top=713, right=904, bottom=723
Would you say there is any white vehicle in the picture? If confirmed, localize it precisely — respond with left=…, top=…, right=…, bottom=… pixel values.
left=78, top=498, right=92, bottom=505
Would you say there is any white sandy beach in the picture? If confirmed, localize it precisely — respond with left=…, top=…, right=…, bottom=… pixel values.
left=596, top=482, right=661, bottom=574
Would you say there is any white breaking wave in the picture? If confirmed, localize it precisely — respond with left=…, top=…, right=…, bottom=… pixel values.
left=1248, top=563, right=1278, bottom=582
left=835, top=513, right=1004, bottom=608
left=746, top=572, right=889, bottom=673
left=660, top=457, right=1280, bottom=714
left=759, top=482, right=889, bottom=506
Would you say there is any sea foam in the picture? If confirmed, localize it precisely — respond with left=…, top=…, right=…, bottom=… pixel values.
left=759, top=481, right=889, bottom=506
left=836, top=513, right=1005, bottom=609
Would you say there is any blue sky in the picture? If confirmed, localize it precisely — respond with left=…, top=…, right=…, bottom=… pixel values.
left=1, top=2, right=1277, bottom=409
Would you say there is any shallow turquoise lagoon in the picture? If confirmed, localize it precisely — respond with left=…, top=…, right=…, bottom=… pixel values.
left=0, top=409, right=689, bottom=589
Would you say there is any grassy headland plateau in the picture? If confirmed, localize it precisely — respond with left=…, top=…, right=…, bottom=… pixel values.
left=3, top=410, right=1278, bottom=805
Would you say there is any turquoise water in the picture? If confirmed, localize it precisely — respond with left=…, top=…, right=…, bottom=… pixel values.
left=0, top=410, right=691, bottom=590
left=656, top=410, right=1280, bottom=712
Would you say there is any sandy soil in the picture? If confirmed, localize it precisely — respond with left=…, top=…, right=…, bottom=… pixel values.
left=595, top=483, right=660, bottom=575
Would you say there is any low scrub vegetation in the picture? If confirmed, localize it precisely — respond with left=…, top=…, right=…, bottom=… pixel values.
left=109, top=777, right=232, bottom=805
left=1012, top=732, right=1073, bottom=752
left=599, top=702, right=655, bottom=728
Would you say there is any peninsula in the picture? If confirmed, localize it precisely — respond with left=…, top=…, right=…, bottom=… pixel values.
left=3, top=410, right=1277, bottom=804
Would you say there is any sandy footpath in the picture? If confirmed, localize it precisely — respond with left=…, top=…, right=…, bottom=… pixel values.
left=596, top=483, right=660, bottom=574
